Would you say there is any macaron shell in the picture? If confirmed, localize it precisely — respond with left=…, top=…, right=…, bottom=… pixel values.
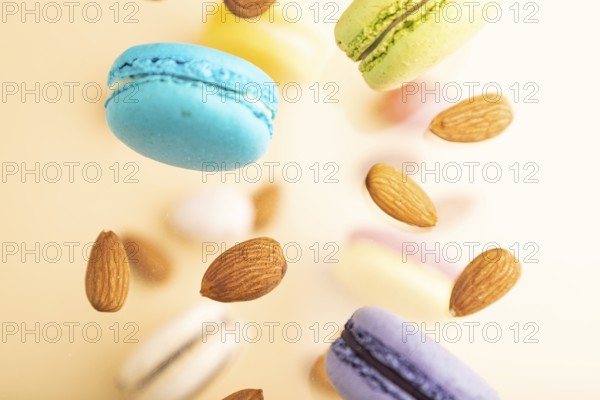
left=334, top=0, right=420, bottom=59
left=325, top=350, right=394, bottom=400
left=169, top=187, right=254, bottom=241
left=347, top=307, right=500, bottom=399
left=106, top=78, right=272, bottom=170
left=200, top=5, right=328, bottom=83
left=117, top=303, right=229, bottom=391
left=362, top=0, right=493, bottom=90
left=108, top=42, right=278, bottom=114
left=131, top=336, right=237, bottom=400
left=335, top=240, right=451, bottom=321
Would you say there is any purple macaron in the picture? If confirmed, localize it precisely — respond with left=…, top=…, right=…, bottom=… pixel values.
left=325, top=307, right=499, bottom=400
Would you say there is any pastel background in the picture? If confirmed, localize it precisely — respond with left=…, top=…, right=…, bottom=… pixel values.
left=1, top=0, right=598, bottom=398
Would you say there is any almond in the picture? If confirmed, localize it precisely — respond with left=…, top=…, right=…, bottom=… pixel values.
left=85, top=231, right=130, bottom=312
left=201, top=237, right=287, bottom=302
left=222, top=389, right=264, bottom=400
left=252, top=184, right=280, bottom=230
left=122, top=234, right=171, bottom=283
left=224, top=0, right=275, bottom=18
left=365, top=163, right=437, bottom=227
left=310, top=353, right=338, bottom=395
left=429, top=94, right=513, bottom=142
left=450, top=248, right=521, bottom=317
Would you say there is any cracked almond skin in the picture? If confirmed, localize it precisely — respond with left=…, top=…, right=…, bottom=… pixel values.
left=201, top=237, right=287, bottom=302
left=430, top=94, right=513, bottom=143
left=222, top=389, right=264, bottom=400
left=253, top=184, right=280, bottom=230
left=366, top=163, right=437, bottom=227
left=122, top=234, right=171, bottom=283
left=450, top=248, right=521, bottom=317
left=85, top=231, right=130, bottom=312
left=224, top=0, right=275, bottom=18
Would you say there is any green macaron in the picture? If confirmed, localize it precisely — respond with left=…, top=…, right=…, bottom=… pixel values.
left=335, top=0, right=495, bottom=91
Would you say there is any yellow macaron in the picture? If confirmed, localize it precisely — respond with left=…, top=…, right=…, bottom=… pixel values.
left=199, top=3, right=328, bottom=84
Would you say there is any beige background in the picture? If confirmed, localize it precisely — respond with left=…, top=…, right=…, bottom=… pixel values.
left=1, top=0, right=598, bottom=398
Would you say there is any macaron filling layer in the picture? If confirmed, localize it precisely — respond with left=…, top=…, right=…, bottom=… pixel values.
left=106, top=56, right=277, bottom=136
left=107, top=75, right=275, bottom=137
left=332, top=321, right=454, bottom=400
left=132, top=334, right=202, bottom=391
left=108, top=56, right=277, bottom=113
left=343, top=0, right=447, bottom=73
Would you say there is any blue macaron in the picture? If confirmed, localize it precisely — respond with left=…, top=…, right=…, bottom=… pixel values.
left=105, top=43, right=279, bottom=171
left=325, top=307, right=499, bottom=400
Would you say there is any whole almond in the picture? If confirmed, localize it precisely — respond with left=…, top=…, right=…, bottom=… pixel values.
left=366, top=163, right=437, bottom=227
left=201, top=237, right=287, bottom=302
left=252, top=184, right=280, bottom=230
left=310, top=353, right=338, bottom=395
left=430, top=94, right=513, bottom=142
left=222, top=389, right=264, bottom=400
left=122, top=234, right=171, bottom=283
left=85, top=231, right=130, bottom=312
left=450, top=248, right=521, bottom=317
left=224, top=0, right=275, bottom=18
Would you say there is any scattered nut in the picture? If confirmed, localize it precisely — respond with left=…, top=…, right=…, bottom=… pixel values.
left=366, top=163, right=437, bottom=227
left=430, top=94, right=513, bottom=142
left=450, top=248, right=521, bottom=317
left=201, top=237, right=287, bottom=302
left=85, top=231, right=130, bottom=312
left=122, top=234, right=171, bottom=283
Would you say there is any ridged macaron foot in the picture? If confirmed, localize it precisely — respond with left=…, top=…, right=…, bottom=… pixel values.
left=335, top=0, right=497, bottom=90
left=325, top=307, right=500, bottom=400
left=105, top=43, right=279, bottom=171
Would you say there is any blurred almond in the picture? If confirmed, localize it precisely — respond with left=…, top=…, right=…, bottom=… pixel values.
left=222, top=389, right=264, bottom=400
left=310, top=353, right=339, bottom=396
left=224, top=0, right=275, bottom=18
left=450, top=248, right=521, bottom=317
left=122, top=234, right=171, bottom=283
left=430, top=94, right=513, bottom=142
left=253, top=184, right=280, bottom=229
left=366, top=163, right=437, bottom=227
left=85, top=231, right=130, bottom=312
left=201, top=237, right=287, bottom=302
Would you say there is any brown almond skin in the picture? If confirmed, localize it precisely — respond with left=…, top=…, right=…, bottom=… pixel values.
left=366, top=163, right=437, bottom=227
left=122, top=234, right=171, bottom=283
left=450, top=248, right=521, bottom=317
left=253, top=184, right=280, bottom=230
left=224, top=0, right=275, bottom=18
left=85, top=231, right=130, bottom=312
left=430, top=94, right=513, bottom=143
left=310, top=354, right=338, bottom=395
left=201, top=237, right=287, bottom=302
left=222, top=389, right=264, bottom=400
